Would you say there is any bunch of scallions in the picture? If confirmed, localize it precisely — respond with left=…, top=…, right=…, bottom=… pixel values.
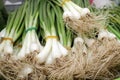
left=13, top=0, right=43, bottom=60
left=35, top=0, right=73, bottom=64
left=0, top=3, right=26, bottom=57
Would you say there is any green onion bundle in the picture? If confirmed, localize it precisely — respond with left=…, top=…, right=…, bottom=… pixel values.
left=36, top=0, right=73, bottom=64
left=14, top=0, right=43, bottom=60
left=0, top=3, right=26, bottom=56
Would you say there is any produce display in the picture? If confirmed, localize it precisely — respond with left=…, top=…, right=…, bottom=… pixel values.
left=0, top=0, right=120, bottom=80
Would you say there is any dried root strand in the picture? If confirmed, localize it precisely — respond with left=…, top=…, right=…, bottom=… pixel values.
left=0, top=57, right=46, bottom=80
left=1, top=37, right=120, bottom=80
left=85, top=38, right=120, bottom=79
left=0, top=59, right=23, bottom=80
left=47, top=39, right=86, bottom=80
left=64, top=14, right=106, bottom=38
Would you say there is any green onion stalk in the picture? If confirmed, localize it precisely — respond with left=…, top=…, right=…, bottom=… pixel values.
left=0, top=3, right=26, bottom=57
left=36, top=0, right=69, bottom=64
left=14, top=0, right=43, bottom=60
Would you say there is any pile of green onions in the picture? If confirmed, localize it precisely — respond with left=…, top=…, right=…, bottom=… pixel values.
left=0, top=0, right=73, bottom=64
left=0, top=0, right=120, bottom=80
